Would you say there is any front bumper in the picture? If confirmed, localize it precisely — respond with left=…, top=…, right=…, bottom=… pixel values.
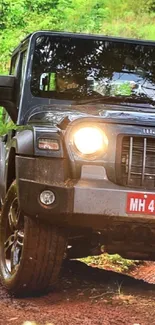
left=17, top=162, right=155, bottom=229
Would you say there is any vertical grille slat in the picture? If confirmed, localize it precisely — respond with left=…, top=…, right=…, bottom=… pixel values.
left=127, top=137, right=133, bottom=184
left=119, top=136, right=155, bottom=189
left=142, top=137, right=147, bottom=186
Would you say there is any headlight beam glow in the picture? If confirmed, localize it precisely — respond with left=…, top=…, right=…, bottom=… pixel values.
left=73, top=126, right=108, bottom=155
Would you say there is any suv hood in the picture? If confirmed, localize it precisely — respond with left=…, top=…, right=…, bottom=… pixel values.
left=28, top=104, right=155, bottom=127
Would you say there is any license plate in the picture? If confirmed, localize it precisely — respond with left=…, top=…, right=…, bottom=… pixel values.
left=126, top=192, right=155, bottom=215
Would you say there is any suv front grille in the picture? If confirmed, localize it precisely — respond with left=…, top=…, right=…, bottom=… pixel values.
left=120, top=136, right=155, bottom=189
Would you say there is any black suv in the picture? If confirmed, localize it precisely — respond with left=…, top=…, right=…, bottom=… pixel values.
left=1, top=31, right=155, bottom=296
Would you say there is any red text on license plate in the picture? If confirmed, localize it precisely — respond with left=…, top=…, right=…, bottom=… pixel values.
left=126, top=193, right=155, bottom=214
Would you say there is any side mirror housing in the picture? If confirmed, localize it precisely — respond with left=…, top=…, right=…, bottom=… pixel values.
left=0, top=75, right=17, bottom=122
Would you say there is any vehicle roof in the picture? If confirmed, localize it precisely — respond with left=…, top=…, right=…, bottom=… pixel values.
left=11, top=30, right=155, bottom=56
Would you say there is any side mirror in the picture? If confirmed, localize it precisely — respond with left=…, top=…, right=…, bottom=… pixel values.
left=0, top=75, right=17, bottom=122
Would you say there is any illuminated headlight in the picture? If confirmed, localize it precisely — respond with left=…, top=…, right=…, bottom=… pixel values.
left=73, top=126, right=108, bottom=155
left=38, top=138, right=59, bottom=150
left=40, top=190, right=55, bottom=206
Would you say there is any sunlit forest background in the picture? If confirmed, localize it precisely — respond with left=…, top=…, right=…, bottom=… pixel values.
left=1, top=0, right=155, bottom=74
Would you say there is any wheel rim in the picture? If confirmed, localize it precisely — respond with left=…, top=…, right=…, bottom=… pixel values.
left=5, top=197, right=24, bottom=274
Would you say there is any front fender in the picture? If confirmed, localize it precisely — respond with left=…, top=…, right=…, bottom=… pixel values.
left=12, top=130, right=34, bottom=156
left=12, top=126, right=66, bottom=158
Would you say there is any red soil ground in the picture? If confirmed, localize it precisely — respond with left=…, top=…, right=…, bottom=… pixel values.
left=1, top=260, right=155, bottom=325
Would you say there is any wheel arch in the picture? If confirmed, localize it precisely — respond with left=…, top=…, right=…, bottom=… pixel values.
left=7, top=129, right=33, bottom=191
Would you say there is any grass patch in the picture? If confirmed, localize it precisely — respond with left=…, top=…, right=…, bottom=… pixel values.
left=79, top=253, right=139, bottom=273
left=100, top=14, right=155, bottom=40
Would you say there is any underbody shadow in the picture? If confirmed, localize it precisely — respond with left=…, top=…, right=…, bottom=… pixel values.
left=60, top=259, right=155, bottom=297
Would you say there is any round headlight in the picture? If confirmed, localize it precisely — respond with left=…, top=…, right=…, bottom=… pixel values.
left=73, top=126, right=108, bottom=155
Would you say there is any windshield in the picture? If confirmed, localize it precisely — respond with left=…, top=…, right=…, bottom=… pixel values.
left=31, top=35, right=155, bottom=104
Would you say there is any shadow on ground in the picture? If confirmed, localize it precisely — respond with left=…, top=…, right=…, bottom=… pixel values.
left=59, top=259, right=155, bottom=300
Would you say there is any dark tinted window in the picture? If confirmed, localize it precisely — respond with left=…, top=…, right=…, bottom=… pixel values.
left=31, top=35, right=155, bottom=102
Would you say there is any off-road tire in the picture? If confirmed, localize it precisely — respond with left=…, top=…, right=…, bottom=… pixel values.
left=0, top=181, right=67, bottom=296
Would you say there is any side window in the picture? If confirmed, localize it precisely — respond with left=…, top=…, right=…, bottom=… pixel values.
left=19, top=50, right=28, bottom=93
left=12, top=49, right=28, bottom=106
left=10, top=53, right=19, bottom=76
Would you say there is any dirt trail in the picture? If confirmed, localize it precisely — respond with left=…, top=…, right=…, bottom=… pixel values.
left=1, top=260, right=155, bottom=325
left=130, top=261, right=155, bottom=284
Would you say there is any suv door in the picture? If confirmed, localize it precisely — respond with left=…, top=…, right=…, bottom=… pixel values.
left=0, top=48, right=27, bottom=203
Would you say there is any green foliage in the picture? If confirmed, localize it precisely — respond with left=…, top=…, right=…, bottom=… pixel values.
left=0, top=107, right=16, bottom=135
left=111, top=83, right=132, bottom=96
left=80, top=253, right=139, bottom=272
left=0, top=120, right=15, bottom=135
left=1, top=0, right=155, bottom=75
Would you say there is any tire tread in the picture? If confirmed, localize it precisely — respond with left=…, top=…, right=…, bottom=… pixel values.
left=0, top=182, right=67, bottom=295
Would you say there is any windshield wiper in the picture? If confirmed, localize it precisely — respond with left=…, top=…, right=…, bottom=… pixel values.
left=74, top=95, right=155, bottom=106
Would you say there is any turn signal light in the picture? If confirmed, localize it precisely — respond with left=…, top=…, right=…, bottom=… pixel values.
left=38, top=138, right=60, bottom=150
